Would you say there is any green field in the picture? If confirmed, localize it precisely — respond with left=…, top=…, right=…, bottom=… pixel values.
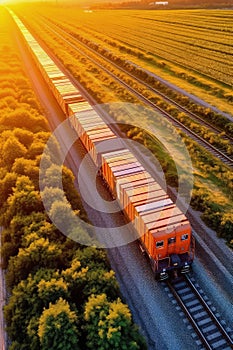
left=19, top=5, right=233, bottom=114
left=11, top=4, right=233, bottom=246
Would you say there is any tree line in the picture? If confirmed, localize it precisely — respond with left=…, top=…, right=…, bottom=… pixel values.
left=21, top=9, right=232, bottom=249
left=0, top=8, right=147, bottom=350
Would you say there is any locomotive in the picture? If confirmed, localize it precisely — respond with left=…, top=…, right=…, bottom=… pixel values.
left=10, top=10, right=195, bottom=280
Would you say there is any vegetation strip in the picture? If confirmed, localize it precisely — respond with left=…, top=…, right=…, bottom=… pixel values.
left=12, top=4, right=233, bottom=247
left=0, top=7, right=147, bottom=350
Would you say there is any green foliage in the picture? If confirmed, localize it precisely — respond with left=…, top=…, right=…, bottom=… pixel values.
left=12, top=158, right=39, bottom=186
left=1, top=212, right=48, bottom=267
left=62, top=166, right=87, bottom=217
left=84, top=294, right=147, bottom=350
left=41, top=187, right=68, bottom=212
left=1, top=108, right=48, bottom=133
left=49, top=200, right=78, bottom=233
left=74, top=247, right=111, bottom=270
left=4, top=269, right=61, bottom=346
left=6, top=237, right=62, bottom=288
left=1, top=136, right=27, bottom=169
left=38, top=298, right=80, bottom=350
left=3, top=176, right=43, bottom=226
left=0, top=172, right=17, bottom=210
left=40, top=164, right=63, bottom=188
left=38, top=278, right=69, bottom=306
left=62, top=255, right=120, bottom=305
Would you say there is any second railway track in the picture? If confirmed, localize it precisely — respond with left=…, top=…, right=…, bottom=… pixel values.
left=11, top=10, right=233, bottom=350
left=25, top=14, right=233, bottom=168
left=43, top=16, right=233, bottom=137
left=164, top=274, right=233, bottom=350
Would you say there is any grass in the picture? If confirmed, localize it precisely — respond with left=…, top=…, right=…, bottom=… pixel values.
left=12, top=4, right=233, bottom=246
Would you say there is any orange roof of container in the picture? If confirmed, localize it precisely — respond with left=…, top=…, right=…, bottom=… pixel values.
left=109, top=162, right=141, bottom=173
left=150, top=219, right=190, bottom=238
left=117, top=171, right=153, bottom=186
left=102, top=149, right=132, bottom=159
left=148, top=214, right=189, bottom=233
left=125, top=183, right=162, bottom=197
left=114, top=166, right=144, bottom=178
left=135, top=197, right=172, bottom=214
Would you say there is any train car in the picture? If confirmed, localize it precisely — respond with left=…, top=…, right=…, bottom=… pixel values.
left=101, top=148, right=194, bottom=280
left=69, top=109, right=119, bottom=165
left=9, top=11, right=85, bottom=115
left=10, top=10, right=195, bottom=280
left=68, top=101, right=93, bottom=116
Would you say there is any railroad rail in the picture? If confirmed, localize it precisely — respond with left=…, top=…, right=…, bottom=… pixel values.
left=103, top=27, right=232, bottom=88
left=165, top=275, right=233, bottom=350
left=26, top=16, right=233, bottom=168
left=42, top=17, right=233, bottom=140
left=10, top=8, right=233, bottom=349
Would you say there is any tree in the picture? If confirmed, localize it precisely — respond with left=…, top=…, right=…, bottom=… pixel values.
left=12, top=158, right=39, bottom=186
left=1, top=136, right=27, bottom=169
left=4, top=176, right=43, bottom=226
left=6, top=237, right=62, bottom=288
left=74, top=247, right=111, bottom=271
left=4, top=269, right=61, bottom=347
left=219, top=212, right=233, bottom=240
left=13, top=128, right=34, bottom=148
left=38, top=298, right=80, bottom=350
left=2, top=108, right=48, bottom=133
left=27, top=140, right=47, bottom=160
left=62, top=166, right=86, bottom=215
left=38, top=278, right=69, bottom=306
left=63, top=259, right=119, bottom=305
left=41, top=187, right=68, bottom=212
left=0, top=172, right=17, bottom=210
left=84, top=294, right=147, bottom=350
left=49, top=200, right=78, bottom=234
left=23, top=220, right=63, bottom=246
left=40, top=164, right=63, bottom=189
left=1, top=212, right=48, bottom=267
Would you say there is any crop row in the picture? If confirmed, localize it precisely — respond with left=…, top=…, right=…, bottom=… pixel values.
left=99, top=18, right=232, bottom=54
left=86, top=25, right=232, bottom=85
left=1, top=7, right=147, bottom=350
left=61, top=10, right=233, bottom=85
left=39, top=15, right=233, bottom=139
left=13, top=7, right=233, bottom=247
left=25, top=6, right=233, bottom=101
left=132, top=11, right=233, bottom=32
left=55, top=21, right=232, bottom=106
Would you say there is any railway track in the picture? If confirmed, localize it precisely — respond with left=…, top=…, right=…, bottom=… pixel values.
left=100, top=27, right=232, bottom=88
left=42, top=17, right=233, bottom=137
left=164, top=275, right=233, bottom=350
left=12, top=13, right=232, bottom=350
left=27, top=16, right=233, bottom=168
left=80, top=19, right=233, bottom=88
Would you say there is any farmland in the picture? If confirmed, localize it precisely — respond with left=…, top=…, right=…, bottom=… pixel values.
left=0, top=4, right=233, bottom=349
left=0, top=7, right=147, bottom=350
left=71, top=9, right=232, bottom=84
left=11, top=4, right=233, bottom=248
left=16, top=5, right=233, bottom=113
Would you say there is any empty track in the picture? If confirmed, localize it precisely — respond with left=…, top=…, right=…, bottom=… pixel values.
left=43, top=17, right=233, bottom=138
left=25, top=15, right=233, bottom=168
left=165, top=275, right=233, bottom=350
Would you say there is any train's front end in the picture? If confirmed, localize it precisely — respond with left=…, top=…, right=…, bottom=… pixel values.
left=151, top=220, right=195, bottom=280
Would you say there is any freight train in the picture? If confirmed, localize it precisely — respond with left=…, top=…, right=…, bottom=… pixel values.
left=10, top=10, right=195, bottom=280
